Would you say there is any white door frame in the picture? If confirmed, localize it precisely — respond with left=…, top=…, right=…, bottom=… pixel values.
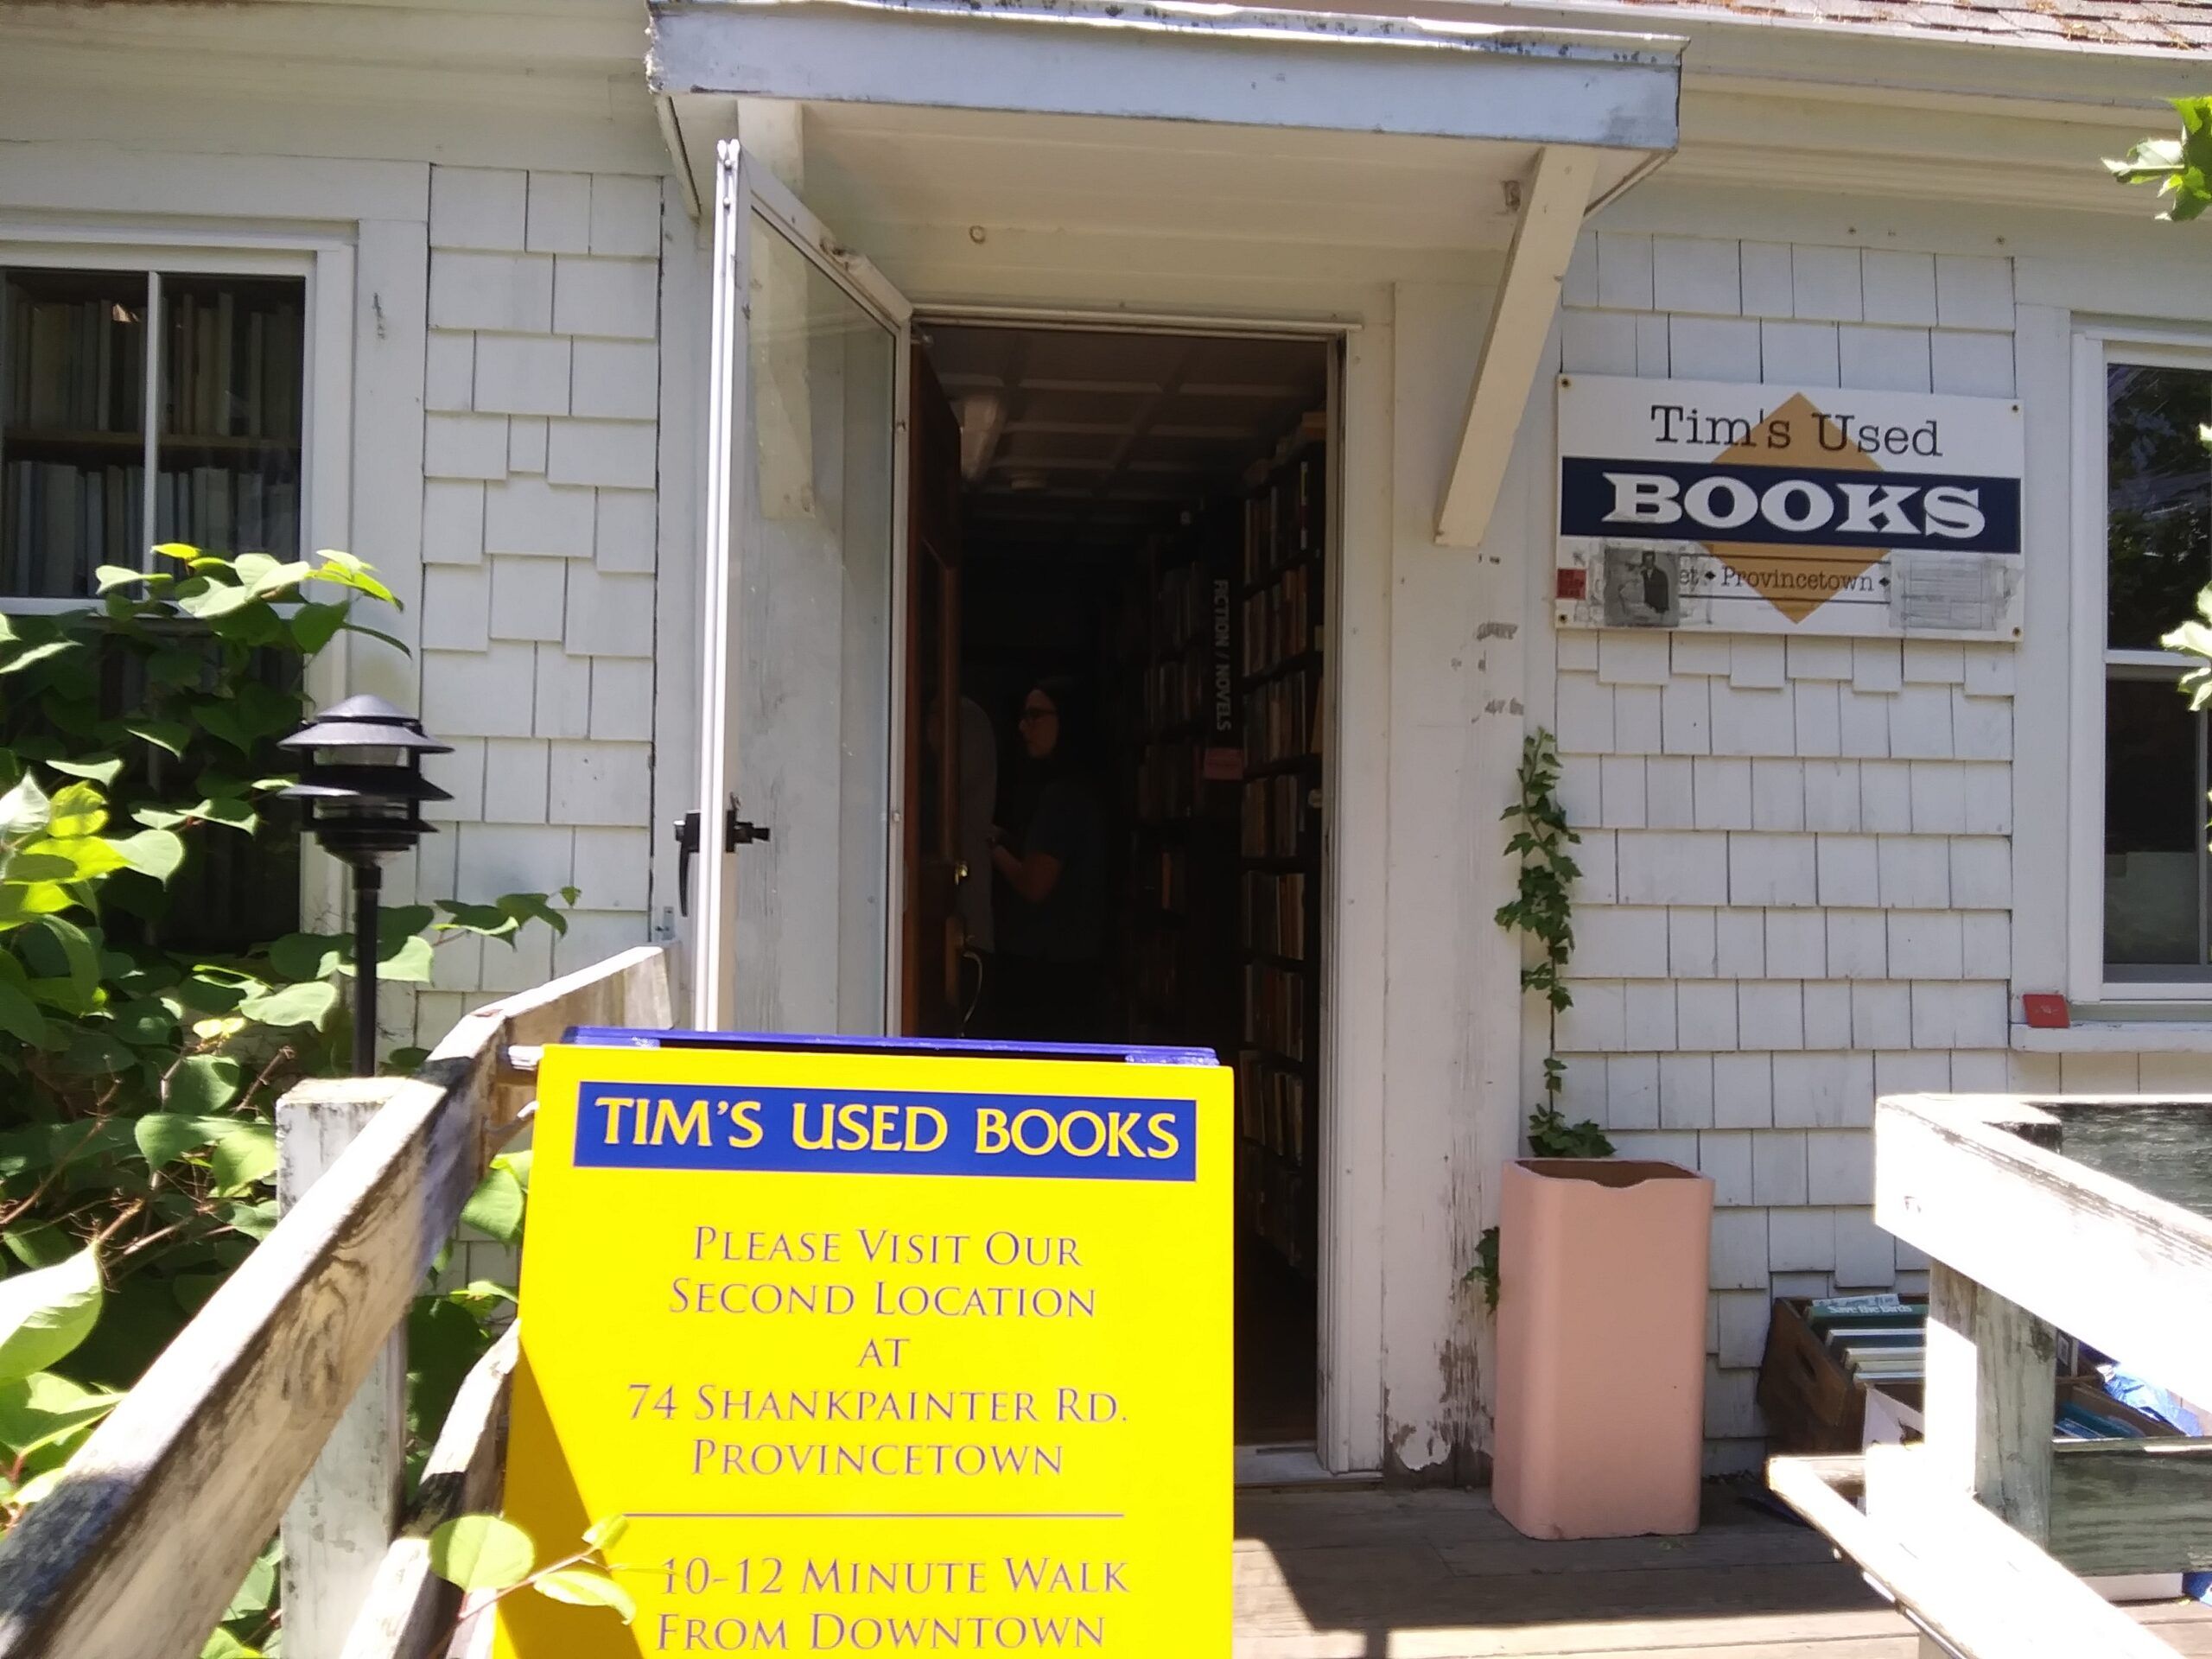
left=907, top=304, right=1378, bottom=1472
left=693, top=139, right=914, bottom=1033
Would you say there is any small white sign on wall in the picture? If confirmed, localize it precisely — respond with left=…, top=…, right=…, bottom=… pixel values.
left=1554, top=374, right=2024, bottom=639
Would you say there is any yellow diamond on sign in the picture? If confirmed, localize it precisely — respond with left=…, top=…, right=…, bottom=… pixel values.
left=1708, top=392, right=1886, bottom=624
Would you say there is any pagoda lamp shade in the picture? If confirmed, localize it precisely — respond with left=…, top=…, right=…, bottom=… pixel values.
left=278, top=694, right=452, bottom=861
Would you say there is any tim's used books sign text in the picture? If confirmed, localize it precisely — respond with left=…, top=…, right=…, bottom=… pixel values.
left=1554, top=375, right=2024, bottom=639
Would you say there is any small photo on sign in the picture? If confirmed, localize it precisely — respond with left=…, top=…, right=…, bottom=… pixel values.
left=1600, top=543, right=1681, bottom=629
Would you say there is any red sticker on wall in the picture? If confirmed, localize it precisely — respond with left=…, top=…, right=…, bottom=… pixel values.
left=1556, top=568, right=1587, bottom=600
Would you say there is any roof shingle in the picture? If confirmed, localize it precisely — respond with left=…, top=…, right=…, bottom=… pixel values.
left=1576, top=0, right=2212, bottom=52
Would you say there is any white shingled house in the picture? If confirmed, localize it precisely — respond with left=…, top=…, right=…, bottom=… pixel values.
left=2, top=0, right=2207, bottom=1482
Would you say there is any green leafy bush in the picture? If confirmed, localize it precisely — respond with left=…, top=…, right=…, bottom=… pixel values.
left=0, top=548, right=569, bottom=1655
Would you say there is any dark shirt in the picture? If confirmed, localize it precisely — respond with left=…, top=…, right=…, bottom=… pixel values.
left=996, top=774, right=1104, bottom=964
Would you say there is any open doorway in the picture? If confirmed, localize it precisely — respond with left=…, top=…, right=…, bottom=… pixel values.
left=899, top=320, right=1334, bottom=1454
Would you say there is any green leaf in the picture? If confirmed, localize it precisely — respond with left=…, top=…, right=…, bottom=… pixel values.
left=0, top=882, right=77, bottom=930
left=534, top=1567, right=637, bottom=1621
left=428, top=1515, right=536, bottom=1592
left=47, top=782, right=106, bottom=840
left=376, top=934, right=437, bottom=986
left=2, top=1222, right=75, bottom=1269
left=222, top=1198, right=280, bottom=1241
left=170, top=1054, right=245, bottom=1116
left=151, top=542, right=201, bottom=563
left=238, top=979, right=339, bottom=1028
left=197, top=702, right=255, bottom=755
left=46, top=755, right=124, bottom=786
left=147, top=647, right=207, bottom=687
left=188, top=797, right=259, bottom=836
left=224, top=1541, right=281, bottom=1623
left=0, top=1371, right=124, bottom=1459
left=0, top=639, right=79, bottom=677
left=460, top=1165, right=525, bottom=1244
left=0, top=1249, right=104, bottom=1383
left=445, top=1279, right=518, bottom=1320
left=310, top=552, right=398, bottom=607
left=210, top=1124, right=278, bottom=1193
left=0, top=981, right=42, bottom=1045
left=289, top=601, right=349, bottom=656
left=23, top=836, right=128, bottom=882
left=175, top=581, right=259, bottom=621
left=122, top=718, right=193, bottom=758
left=0, top=772, right=51, bottom=838
left=2, top=852, right=77, bottom=884
left=198, top=1630, right=253, bottom=1659
left=135, top=1112, right=223, bottom=1170
left=378, top=904, right=436, bottom=944
left=582, top=1513, right=629, bottom=1551
left=111, top=830, right=186, bottom=882
left=269, top=932, right=346, bottom=982
left=33, top=916, right=99, bottom=1005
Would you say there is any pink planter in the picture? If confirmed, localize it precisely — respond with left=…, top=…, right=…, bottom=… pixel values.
left=1492, top=1158, right=1714, bottom=1540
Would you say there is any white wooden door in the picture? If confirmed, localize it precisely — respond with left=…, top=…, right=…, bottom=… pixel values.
left=691, top=140, right=913, bottom=1032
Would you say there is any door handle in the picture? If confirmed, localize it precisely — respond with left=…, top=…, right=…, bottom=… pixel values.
left=673, top=802, right=773, bottom=918
left=673, top=811, right=699, bottom=918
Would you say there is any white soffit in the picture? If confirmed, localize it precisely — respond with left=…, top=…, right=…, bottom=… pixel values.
left=648, top=0, right=1683, bottom=152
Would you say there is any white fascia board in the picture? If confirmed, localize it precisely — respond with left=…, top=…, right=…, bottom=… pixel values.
left=649, top=0, right=1683, bottom=151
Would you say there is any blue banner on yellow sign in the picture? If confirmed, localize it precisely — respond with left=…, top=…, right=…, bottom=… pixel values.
left=497, top=1036, right=1233, bottom=1659
left=575, top=1083, right=1199, bottom=1181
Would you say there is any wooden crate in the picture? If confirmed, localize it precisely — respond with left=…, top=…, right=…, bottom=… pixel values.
left=1757, top=1296, right=1928, bottom=1454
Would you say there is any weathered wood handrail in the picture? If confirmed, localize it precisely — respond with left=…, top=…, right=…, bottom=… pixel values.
left=340, top=1326, right=519, bottom=1659
left=1776, top=1438, right=2212, bottom=1578
left=0, top=944, right=673, bottom=1659
left=1772, top=1091, right=2212, bottom=1659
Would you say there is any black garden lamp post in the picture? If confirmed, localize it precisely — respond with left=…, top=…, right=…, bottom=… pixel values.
left=279, top=695, right=451, bottom=1077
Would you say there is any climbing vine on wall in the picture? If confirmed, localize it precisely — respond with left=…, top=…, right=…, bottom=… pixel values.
left=1468, top=728, right=1611, bottom=1310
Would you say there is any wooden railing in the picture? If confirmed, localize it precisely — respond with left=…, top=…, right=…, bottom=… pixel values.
left=1770, top=1091, right=2212, bottom=1659
left=0, top=944, right=676, bottom=1659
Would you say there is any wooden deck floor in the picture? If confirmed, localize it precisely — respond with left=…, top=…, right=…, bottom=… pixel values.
left=1235, top=1483, right=2212, bottom=1657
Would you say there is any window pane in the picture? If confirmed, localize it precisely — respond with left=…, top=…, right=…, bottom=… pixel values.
left=2105, top=674, right=2203, bottom=967
left=1, top=267, right=149, bottom=595
left=2107, top=363, right=2212, bottom=651
left=153, top=274, right=304, bottom=559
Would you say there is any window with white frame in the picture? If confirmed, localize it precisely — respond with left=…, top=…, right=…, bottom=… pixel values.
left=1, top=257, right=314, bottom=951
left=2103, top=353, right=2212, bottom=980
left=3, top=264, right=305, bottom=595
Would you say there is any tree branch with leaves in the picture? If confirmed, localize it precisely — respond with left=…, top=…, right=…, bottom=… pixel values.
left=2107, top=96, right=2212, bottom=223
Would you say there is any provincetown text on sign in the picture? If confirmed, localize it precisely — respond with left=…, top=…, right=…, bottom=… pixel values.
left=496, top=1039, right=1232, bottom=1659
left=1554, top=374, right=2024, bottom=639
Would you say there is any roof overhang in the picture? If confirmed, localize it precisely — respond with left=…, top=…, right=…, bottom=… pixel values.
left=650, top=0, right=1685, bottom=551
left=650, top=0, right=1681, bottom=154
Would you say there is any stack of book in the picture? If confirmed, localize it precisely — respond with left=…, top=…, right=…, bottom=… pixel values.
left=1810, top=1294, right=1928, bottom=1387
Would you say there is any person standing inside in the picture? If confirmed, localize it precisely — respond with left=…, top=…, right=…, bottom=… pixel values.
left=988, top=677, right=1108, bottom=1041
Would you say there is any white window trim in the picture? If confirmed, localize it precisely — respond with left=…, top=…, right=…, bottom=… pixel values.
left=2068, top=324, right=2212, bottom=1006
left=0, top=228, right=356, bottom=935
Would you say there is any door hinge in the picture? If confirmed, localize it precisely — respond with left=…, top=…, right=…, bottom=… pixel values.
left=673, top=801, right=772, bottom=916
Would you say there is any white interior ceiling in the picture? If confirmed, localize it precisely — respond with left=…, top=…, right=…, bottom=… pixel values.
left=923, top=324, right=1329, bottom=550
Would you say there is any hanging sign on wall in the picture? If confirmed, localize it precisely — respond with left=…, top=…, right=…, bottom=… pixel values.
left=1554, top=374, right=2024, bottom=639
left=498, top=1034, right=1232, bottom=1659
